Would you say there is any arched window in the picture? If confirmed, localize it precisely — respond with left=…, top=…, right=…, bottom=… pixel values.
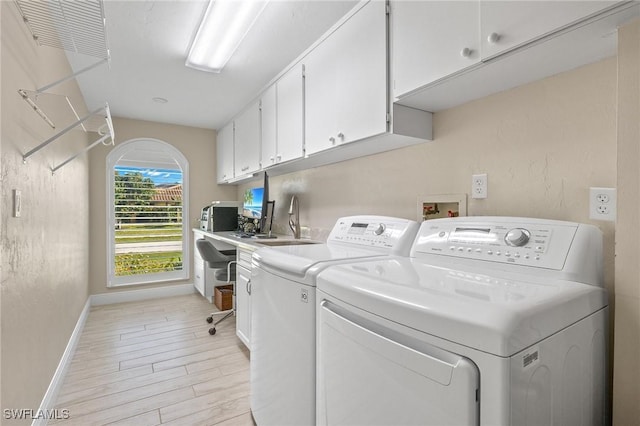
left=106, top=139, right=189, bottom=287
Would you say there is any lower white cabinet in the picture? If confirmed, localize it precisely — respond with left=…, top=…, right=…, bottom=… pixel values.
left=236, top=247, right=254, bottom=349
left=193, top=232, right=215, bottom=303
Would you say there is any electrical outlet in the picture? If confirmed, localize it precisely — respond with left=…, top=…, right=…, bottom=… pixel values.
left=471, top=174, right=488, bottom=199
left=589, top=187, right=616, bottom=222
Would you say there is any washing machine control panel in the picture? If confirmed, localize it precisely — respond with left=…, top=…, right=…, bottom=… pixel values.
left=414, top=220, right=580, bottom=270
left=328, top=216, right=419, bottom=255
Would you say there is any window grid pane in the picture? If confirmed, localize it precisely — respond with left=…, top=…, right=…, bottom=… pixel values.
left=114, top=166, right=183, bottom=277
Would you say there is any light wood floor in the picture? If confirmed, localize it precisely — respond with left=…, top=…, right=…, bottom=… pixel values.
left=51, top=294, right=252, bottom=426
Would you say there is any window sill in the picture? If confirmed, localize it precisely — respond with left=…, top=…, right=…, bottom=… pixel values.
left=108, top=271, right=188, bottom=288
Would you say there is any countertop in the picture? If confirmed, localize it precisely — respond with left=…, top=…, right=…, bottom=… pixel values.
left=193, top=228, right=317, bottom=251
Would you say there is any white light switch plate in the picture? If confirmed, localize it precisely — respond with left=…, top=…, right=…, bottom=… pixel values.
left=13, top=189, right=21, bottom=218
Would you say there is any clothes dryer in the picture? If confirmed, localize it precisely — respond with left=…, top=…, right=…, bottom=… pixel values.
left=316, top=217, right=608, bottom=425
left=250, top=215, right=419, bottom=425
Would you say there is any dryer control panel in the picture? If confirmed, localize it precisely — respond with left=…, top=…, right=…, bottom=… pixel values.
left=328, top=216, right=419, bottom=256
left=413, top=217, right=594, bottom=271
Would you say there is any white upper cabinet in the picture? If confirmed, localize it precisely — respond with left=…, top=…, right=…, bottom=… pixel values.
left=260, top=85, right=277, bottom=169
left=304, top=0, right=388, bottom=156
left=392, top=1, right=481, bottom=99
left=234, top=100, right=261, bottom=176
left=480, top=1, right=617, bottom=59
left=394, top=0, right=634, bottom=112
left=216, top=122, right=234, bottom=183
left=276, top=63, right=304, bottom=164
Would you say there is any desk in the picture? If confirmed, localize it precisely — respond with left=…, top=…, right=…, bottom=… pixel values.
left=193, top=229, right=302, bottom=349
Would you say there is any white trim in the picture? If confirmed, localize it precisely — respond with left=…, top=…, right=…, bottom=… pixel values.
left=106, top=138, right=190, bottom=287
left=90, top=283, right=196, bottom=306
left=32, top=299, right=91, bottom=426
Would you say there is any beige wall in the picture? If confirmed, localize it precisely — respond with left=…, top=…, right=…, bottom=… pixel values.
left=88, top=117, right=236, bottom=295
left=240, top=55, right=625, bottom=416
left=239, top=57, right=617, bottom=289
left=0, top=0, right=634, bottom=420
left=1, top=2, right=90, bottom=421
left=613, top=19, right=640, bottom=424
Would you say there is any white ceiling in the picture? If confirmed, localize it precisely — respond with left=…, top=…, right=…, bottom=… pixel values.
left=67, top=0, right=358, bottom=130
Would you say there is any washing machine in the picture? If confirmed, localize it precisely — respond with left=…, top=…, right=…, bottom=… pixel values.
left=316, top=217, right=609, bottom=425
left=250, top=215, right=420, bottom=425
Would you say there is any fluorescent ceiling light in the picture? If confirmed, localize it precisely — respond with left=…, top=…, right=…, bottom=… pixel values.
left=186, top=0, right=268, bottom=73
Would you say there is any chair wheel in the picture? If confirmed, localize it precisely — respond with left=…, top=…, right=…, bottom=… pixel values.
left=209, top=327, right=216, bottom=335
left=206, top=316, right=213, bottom=323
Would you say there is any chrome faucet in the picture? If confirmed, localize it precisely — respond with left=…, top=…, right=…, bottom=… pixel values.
left=288, top=195, right=300, bottom=239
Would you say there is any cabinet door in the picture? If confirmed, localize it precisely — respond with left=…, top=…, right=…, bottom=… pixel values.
left=480, top=1, right=614, bottom=59
left=305, top=1, right=387, bottom=156
left=236, top=264, right=251, bottom=349
left=334, top=0, right=387, bottom=144
left=304, top=29, right=338, bottom=156
left=392, top=1, right=480, bottom=99
left=234, top=101, right=261, bottom=176
left=276, top=63, right=304, bottom=163
left=194, top=261, right=206, bottom=297
left=260, top=85, right=277, bottom=169
left=216, top=122, right=234, bottom=183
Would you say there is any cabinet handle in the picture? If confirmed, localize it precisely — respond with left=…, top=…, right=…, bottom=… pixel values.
left=270, top=156, right=275, bottom=162
left=460, top=47, right=472, bottom=58
left=329, top=137, right=336, bottom=145
left=337, top=132, right=344, bottom=140
left=246, top=279, right=252, bottom=295
left=487, top=32, right=501, bottom=44
left=276, top=154, right=282, bottom=162
left=241, top=166, right=249, bottom=172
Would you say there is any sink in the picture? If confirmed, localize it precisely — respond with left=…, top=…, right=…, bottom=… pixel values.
left=257, top=239, right=320, bottom=247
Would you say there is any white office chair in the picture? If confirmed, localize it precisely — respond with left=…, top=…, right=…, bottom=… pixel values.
left=195, top=239, right=237, bottom=335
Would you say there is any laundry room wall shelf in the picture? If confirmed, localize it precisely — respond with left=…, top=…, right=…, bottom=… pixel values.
left=15, top=0, right=114, bottom=173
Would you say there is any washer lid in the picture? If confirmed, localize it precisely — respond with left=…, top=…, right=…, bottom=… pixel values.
left=316, top=257, right=608, bottom=357
left=253, top=244, right=389, bottom=280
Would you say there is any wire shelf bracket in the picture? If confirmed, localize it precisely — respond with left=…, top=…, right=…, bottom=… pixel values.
left=22, top=103, right=115, bottom=172
left=15, top=0, right=115, bottom=173
left=51, top=104, right=115, bottom=175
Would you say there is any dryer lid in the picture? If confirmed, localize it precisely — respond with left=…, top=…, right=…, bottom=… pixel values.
left=253, top=244, right=389, bottom=279
left=316, top=257, right=608, bottom=357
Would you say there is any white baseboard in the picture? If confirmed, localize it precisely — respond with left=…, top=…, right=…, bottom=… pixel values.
left=32, top=298, right=91, bottom=426
left=90, top=283, right=196, bottom=306
left=34, top=284, right=197, bottom=425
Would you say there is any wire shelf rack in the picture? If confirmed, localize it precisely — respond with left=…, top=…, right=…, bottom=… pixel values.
left=14, top=0, right=114, bottom=173
left=15, top=0, right=109, bottom=58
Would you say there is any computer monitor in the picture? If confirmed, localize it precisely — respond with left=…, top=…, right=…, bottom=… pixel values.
left=260, top=171, right=270, bottom=232
left=242, top=187, right=264, bottom=220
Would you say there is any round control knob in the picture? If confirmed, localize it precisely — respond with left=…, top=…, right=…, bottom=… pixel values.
left=504, top=228, right=531, bottom=247
left=374, top=223, right=386, bottom=235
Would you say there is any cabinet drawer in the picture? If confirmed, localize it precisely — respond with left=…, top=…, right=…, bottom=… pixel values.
left=238, top=249, right=253, bottom=269
left=194, top=262, right=205, bottom=296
